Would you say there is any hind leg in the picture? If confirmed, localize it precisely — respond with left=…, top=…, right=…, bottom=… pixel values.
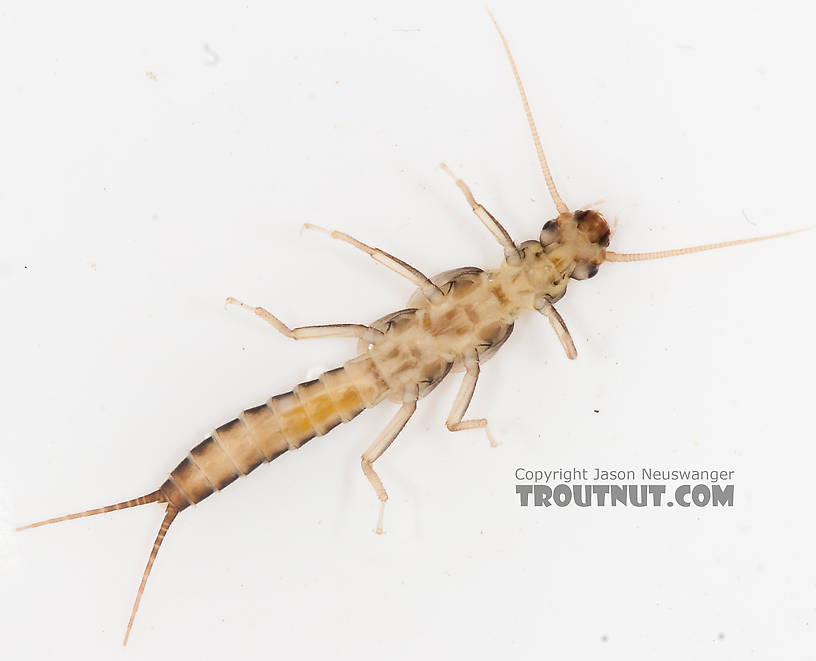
left=361, top=396, right=417, bottom=534
left=226, top=297, right=384, bottom=344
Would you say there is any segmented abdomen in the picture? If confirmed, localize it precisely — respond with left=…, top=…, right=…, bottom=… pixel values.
left=159, top=355, right=390, bottom=510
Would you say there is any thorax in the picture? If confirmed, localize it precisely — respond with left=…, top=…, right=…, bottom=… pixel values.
left=361, top=253, right=566, bottom=400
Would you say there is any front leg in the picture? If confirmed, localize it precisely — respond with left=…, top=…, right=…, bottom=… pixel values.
left=535, top=298, right=577, bottom=360
left=440, top=163, right=522, bottom=266
left=445, top=350, right=498, bottom=448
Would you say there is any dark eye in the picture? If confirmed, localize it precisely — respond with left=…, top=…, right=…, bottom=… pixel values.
left=539, top=220, right=560, bottom=247
left=575, top=210, right=611, bottom=247
left=571, top=261, right=599, bottom=280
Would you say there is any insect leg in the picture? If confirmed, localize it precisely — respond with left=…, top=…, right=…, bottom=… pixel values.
left=439, top=162, right=521, bottom=265
left=361, top=395, right=417, bottom=534
left=535, top=298, right=577, bottom=360
left=445, top=350, right=498, bottom=447
left=303, top=223, right=443, bottom=302
left=225, top=297, right=384, bottom=344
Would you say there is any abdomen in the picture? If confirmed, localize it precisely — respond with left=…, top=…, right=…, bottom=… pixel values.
left=159, top=355, right=391, bottom=510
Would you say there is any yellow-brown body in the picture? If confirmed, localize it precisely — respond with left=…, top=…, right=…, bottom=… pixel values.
left=160, top=235, right=595, bottom=510
left=18, top=11, right=802, bottom=646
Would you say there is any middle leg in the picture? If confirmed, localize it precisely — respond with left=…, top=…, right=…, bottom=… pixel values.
left=303, top=223, right=443, bottom=302
left=445, top=350, right=498, bottom=448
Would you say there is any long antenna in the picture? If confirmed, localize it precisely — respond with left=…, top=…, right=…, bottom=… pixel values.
left=605, top=227, right=814, bottom=262
left=488, top=10, right=570, bottom=216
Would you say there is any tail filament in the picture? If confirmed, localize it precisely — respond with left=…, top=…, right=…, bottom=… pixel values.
left=123, top=505, right=179, bottom=646
left=15, top=490, right=164, bottom=531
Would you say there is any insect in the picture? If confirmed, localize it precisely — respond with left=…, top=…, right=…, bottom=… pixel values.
left=14, top=11, right=812, bottom=648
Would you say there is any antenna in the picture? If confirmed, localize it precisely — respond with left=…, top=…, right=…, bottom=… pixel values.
left=488, top=11, right=570, bottom=215
left=605, top=227, right=814, bottom=262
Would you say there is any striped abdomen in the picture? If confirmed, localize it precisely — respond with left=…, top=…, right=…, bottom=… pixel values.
left=159, top=355, right=390, bottom=510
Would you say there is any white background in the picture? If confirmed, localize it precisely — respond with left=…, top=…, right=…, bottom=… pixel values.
left=1, top=1, right=815, bottom=659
